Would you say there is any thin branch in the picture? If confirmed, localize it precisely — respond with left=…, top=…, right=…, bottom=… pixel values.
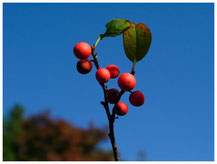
left=111, top=63, right=136, bottom=123
left=91, top=37, right=136, bottom=161
left=108, top=60, right=136, bottom=161
left=91, top=44, right=120, bottom=161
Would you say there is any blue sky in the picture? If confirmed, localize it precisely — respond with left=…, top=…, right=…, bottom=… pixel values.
left=3, top=3, right=214, bottom=161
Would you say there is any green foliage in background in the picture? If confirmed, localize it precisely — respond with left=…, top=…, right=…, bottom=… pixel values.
left=3, top=105, right=113, bottom=161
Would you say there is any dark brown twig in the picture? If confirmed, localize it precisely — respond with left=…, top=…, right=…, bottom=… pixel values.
left=91, top=45, right=120, bottom=161
left=91, top=42, right=136, bottom=161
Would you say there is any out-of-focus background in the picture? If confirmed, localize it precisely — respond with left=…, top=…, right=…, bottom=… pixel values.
left=3, top=105, right=114, bottom=161
left=3, top=3, right=214, bottom=161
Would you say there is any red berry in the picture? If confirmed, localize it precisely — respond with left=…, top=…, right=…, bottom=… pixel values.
left=106, top=65, right=120, bottom=79
left=116, top=102, right=128, bottom=116
left=129, top=90, right=145, bottom=106
left=73, top=42, right=92, bottom=59
left=118, top=73, right=136, bottom=91
left=95, top=68, right=111, bottom=83
left=108, top=88, right=119, bottom=104
left=76, top=59, right=92, bottom=74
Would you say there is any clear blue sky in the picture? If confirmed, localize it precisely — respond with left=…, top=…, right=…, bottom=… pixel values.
left=3, top=3, right=214, bottom=161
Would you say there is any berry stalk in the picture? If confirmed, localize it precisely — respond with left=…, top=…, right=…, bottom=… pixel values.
left=111, top=63, right=136, bottom=123
left=91, top=43, right=120, bottom=161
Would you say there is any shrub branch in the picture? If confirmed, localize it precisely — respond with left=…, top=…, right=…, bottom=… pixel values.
left=91, top=37, right=136, bottom=161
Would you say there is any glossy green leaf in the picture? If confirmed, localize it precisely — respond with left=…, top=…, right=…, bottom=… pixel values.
left=102, top=19, right=131, bottom=37
left=123, top=23, right=152, bottom=63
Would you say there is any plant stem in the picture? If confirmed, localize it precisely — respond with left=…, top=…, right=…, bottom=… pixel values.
left=108, top=120, right=120, bottom=161
left=111, top=62, right=135, bottom=123
left=93, top=35, right=103, bottom=49
left=131, top=59, right=136, bottom=75
left=91, top=37, right=136, bottom=161
left=91, top=42, right=120, bottom=161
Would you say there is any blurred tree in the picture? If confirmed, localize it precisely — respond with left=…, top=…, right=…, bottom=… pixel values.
left=3, top=104, right=24, bottom=160
left=3, top=105, right=113, bottom=161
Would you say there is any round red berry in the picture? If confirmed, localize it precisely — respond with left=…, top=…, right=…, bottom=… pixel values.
left=116, top=102, right=128, bottom=116
left=118, top=73, right=136, bottom=91
left=129, top=90, right=145, bottom=106
left=95, top=68, right=111, bottom=83
left=76, top=59, right=92, bottom=74
left=108, top=88, right=119, bottom=104
left=73, top=42, right=92, bottom=59
left=106, top=65, right=120, bottom=79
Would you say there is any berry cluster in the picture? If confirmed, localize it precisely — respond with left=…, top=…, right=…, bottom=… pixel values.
left=74, top=42, right=93, bottom=74
left=74, top=42, right=145, bottom=117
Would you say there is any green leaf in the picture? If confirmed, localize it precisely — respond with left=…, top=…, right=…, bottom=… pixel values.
left=123, top=23, right=152, bottom=63
left=102, top=19, right=131, bottom=37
